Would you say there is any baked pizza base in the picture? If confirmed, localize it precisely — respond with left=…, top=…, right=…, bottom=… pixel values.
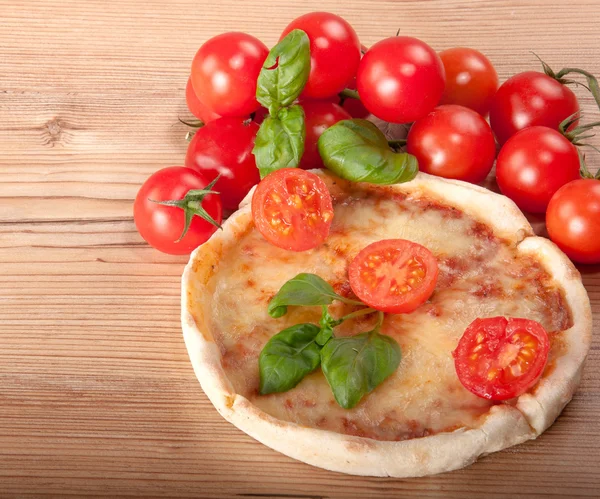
left=181, top=171, right=591, bottom=477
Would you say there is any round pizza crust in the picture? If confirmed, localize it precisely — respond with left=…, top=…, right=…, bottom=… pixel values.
left=181, top=171, right=592, bottom=477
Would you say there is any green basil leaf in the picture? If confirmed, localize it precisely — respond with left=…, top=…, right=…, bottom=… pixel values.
left=315, top=325, right=334, bottom=347
left=315, top=306, right=343, bottom=346
left=268, top=273, right=343, bottom=318
left=253, top=105, right=305, bottom=178
left=320, top=331, right=401, bottom=409
left=259, top=323, right=321, bottom=394
left=317, top=119, right=418, bottom=185
left=256, top=29, right=311, bottom=116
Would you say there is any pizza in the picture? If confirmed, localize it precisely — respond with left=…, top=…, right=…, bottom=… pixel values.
left=181, top=170, right=591, bottom=477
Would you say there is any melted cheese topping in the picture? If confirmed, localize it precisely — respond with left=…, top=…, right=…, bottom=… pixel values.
left=202, top=179, right=571, bottom=441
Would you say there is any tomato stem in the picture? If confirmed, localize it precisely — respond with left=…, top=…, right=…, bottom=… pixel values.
left=339, top=88, right=360, bottom=100
left=556, top=67, right=600, bottom=112
left=179, top=117, right=205, bottom=128
left=532, top=54, right=600, bottom=113
left=577, top=149, right=594, bottom=179
left=149, top=175, right=222, bottom=241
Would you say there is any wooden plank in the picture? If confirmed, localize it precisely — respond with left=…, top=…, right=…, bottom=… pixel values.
left=0, top=0, right=599, bottom=497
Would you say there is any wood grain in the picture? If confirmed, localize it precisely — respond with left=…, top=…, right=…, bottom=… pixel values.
left=1, top=0, right=599, bottom=497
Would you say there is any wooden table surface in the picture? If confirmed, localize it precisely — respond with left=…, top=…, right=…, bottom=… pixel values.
left=1, top=0, right=599, bottom=497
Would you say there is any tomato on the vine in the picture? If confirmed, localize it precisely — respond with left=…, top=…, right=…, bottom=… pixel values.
left=185, top=117, right=260, bottom=210
left=357, top=36, right=445, bottom=124
left=495, top=126, right=581, bottom=213
left=489, top=71, right=579, bottom=145
left=281, top=12, right=361, bottom=99
left=133, top=167, right=222, bottom=255
left=185, top=77, right=221, bottom=124
left=348, top=239, right=439, bottom=314
left=454, top=317, right=549, bottom=401
left=191, top=32, right=268, bottom=118
left=252, top=168, right=334, bottom=252
left=407, top=105, right=496, bottom=183
left=299, top=100, right=351, bottom=170
left=546, top=179, right=600, bottom=264
left=439, top=47, right=498, bottom=116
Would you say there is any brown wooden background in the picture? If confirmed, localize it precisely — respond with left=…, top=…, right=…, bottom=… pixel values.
left=1, top=0, right=599, bottom=497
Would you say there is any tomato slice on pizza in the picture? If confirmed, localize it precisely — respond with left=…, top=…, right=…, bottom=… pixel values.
left=349, top=239, right=439, bottom=314
left=454, top=317, right=550, bottom=401
left=252, top=168, right=334, bottom=252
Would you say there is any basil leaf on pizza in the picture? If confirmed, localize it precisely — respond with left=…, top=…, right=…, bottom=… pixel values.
left=317, top=119, right=418, bottom=185
left=268, top=273, right=356, bottom=318
left=259, top=323, right=321, bottom=394
left=320, top=330, right=401, bottom=409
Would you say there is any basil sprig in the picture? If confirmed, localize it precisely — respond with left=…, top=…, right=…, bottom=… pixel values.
left=253, top=30, right=310, bottom=178
left=317, top=119, right=419, bottom=184
left=259, top=273, right=402, bottom=408
left=253, top=105, right=305, bottom=178
left=268, top=273, right=361, bottom=318
left=256, top=29, right=311, bottom=116
left=315, top=307, right=342, bottom=346
left=259, top=323, right=321, bottom=395
left=321, top=313, right=401, bottom=409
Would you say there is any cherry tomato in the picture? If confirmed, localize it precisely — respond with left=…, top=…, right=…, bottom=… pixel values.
left=342, top=77, right=369, bottom=119
left=454, top=317, right=549, bottom=401
left=546, top=179, right=600, bottom=264
left=342, top=45, right=370, bottom=118
left=489, top=71, right=579, bottom=145
left=185, top=77, right=221, bottom=124
left=134, top=167, right=222, bottom=255
left=251, top=169, right=333, bottom=251
left=407, top=105, right=496, bottom=183
left=348, top=239, right=439, bottom=314
left=281, top=12, right=360, bottom=99
left=439, top=47, right=498, bottom=116
left=357, top=36, right=445, bottom=124
left=185, top=117, right=260, bottom=211
left=495, top=126, right=580, bottom=213
left=252, top=106, right=269, bottom=125
left=191, top=32, right=268, bottom=118
left=299, top=101, right=351, bottom=170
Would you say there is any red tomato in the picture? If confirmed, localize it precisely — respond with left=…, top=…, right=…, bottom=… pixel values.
left=191, top=32, right=268, bottom=118
left=489, top=71, right=579, bottom=145
left=342, top=76, right=369, bottom=118
left=342, top=45, right=370, bottom=118
left=281, top=12, right=361, bottom=99
left=185, top=117, right=260, bottom=211
left=348, top=239, right=439, bottom=314
left=407, top=105, right=496, bottom=183
left=454, top=317, right=550, bottom=401
left=495, top=126, right=581, bottom=213
left=133, top=167, right=222, bottom=255
left=185, top=77, right=221, bottom=123
left=546, top=179, right=600, bottom=264
left=252, top=106, right=269, bottom=125
left=439, top=47, right=498, bottom=116
left=357, top=36, right=446, bottom=124
left=251, top=169, right=334, bottom=251
left=299, top=101, right=351, bottom=170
